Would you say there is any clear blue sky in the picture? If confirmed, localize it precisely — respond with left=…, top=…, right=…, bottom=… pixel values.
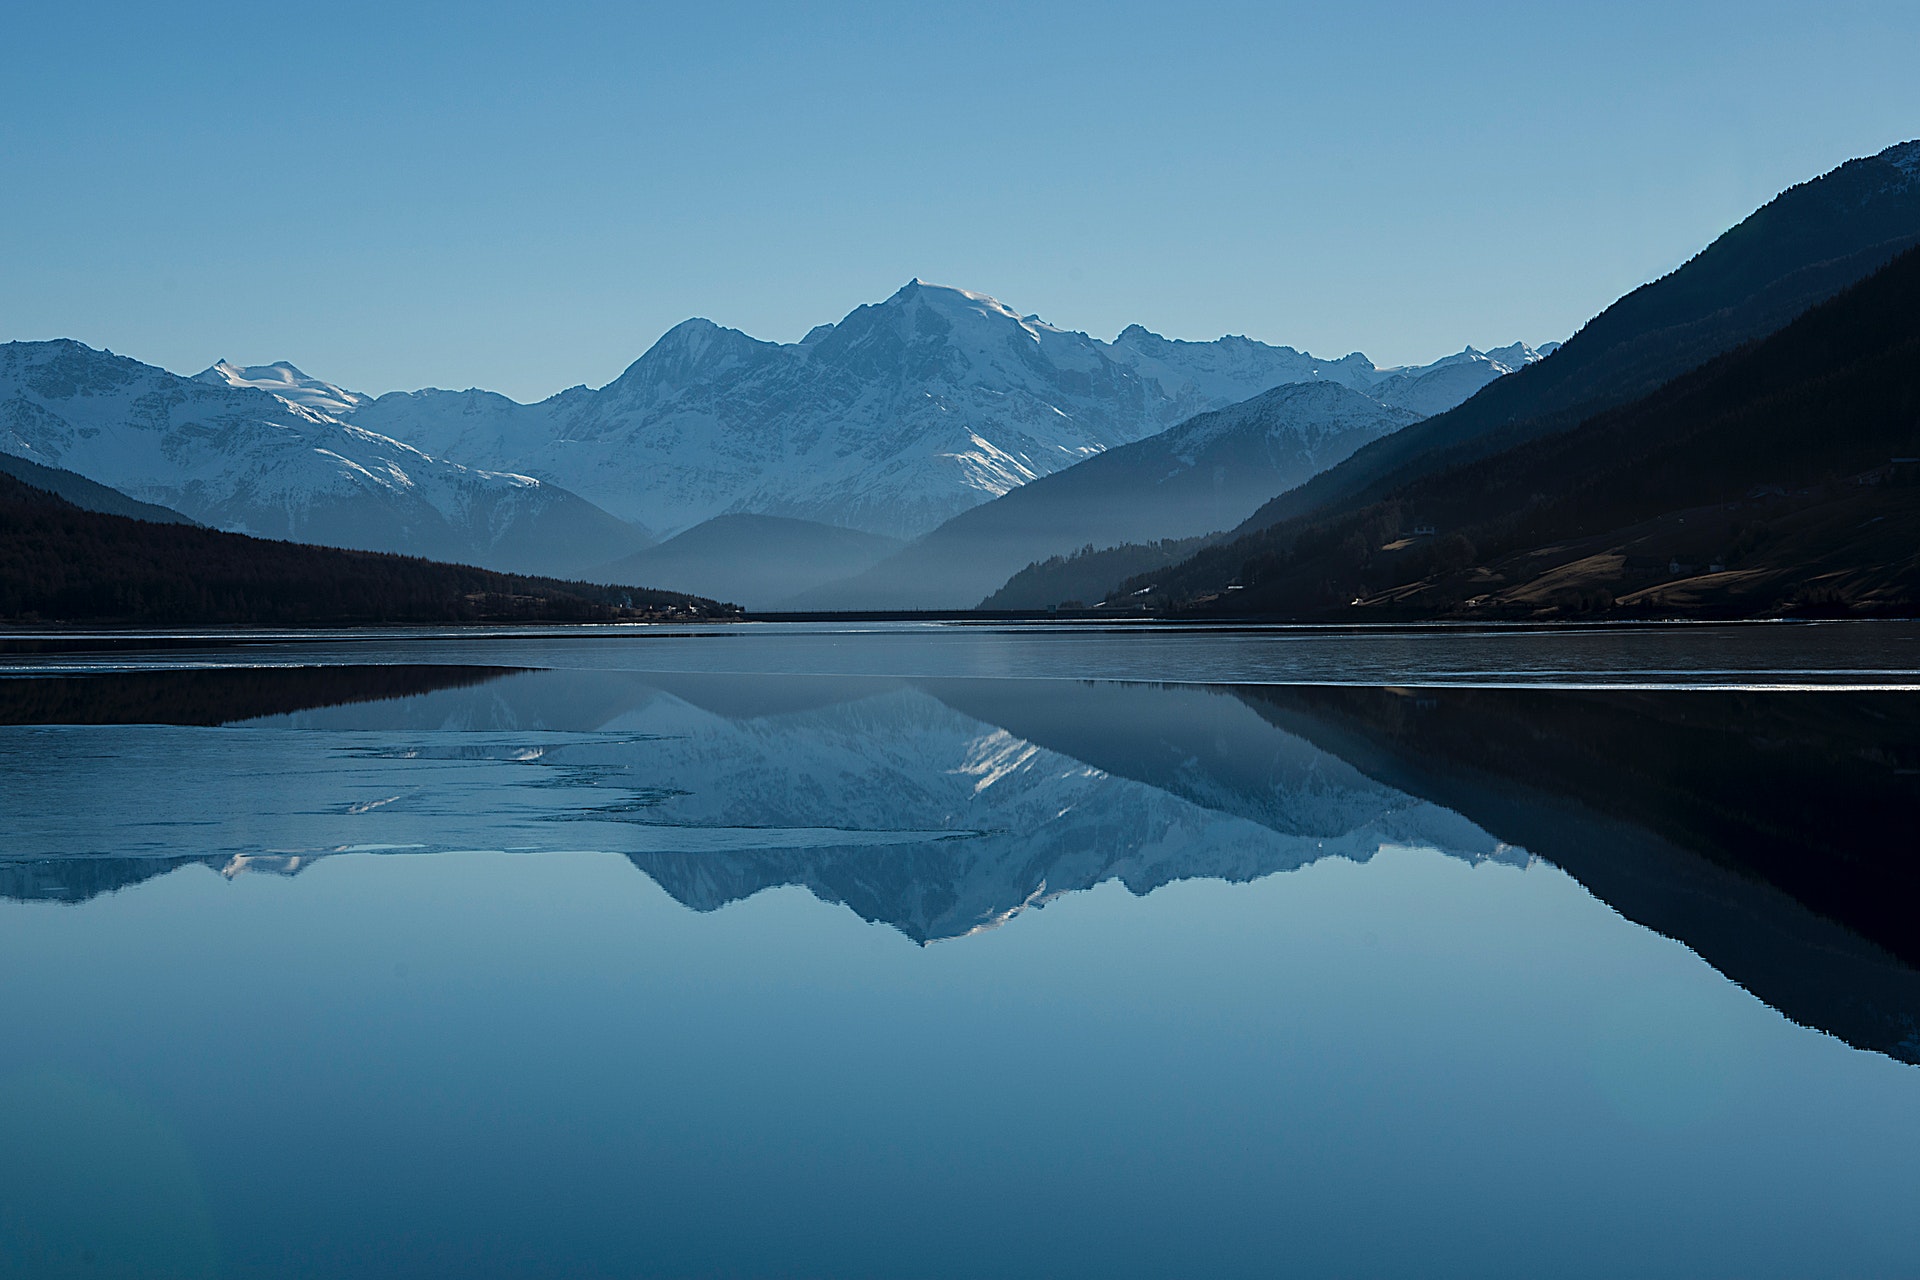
left=3, top=1, right=1916, bottom=401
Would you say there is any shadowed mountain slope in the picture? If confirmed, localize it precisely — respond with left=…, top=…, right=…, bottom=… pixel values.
left=1143, top=241, right=1920, bottom=619
left=0, top=451, right=196, bottom=525
left=789, top=381, right=1419, bottom=610
left=594, top=514, right=902, bottom=610
left=1224, top=138, right=1920, bottom=543
left=981, top=535, right=1216, bottom=611
left=0, top=471, right=731, bottom=625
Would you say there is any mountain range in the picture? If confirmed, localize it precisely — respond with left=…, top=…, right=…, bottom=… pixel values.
left=6, top=138, right=1914, bottom=619
left=298, top=282, right=1540, bottom=541
left=4, top=288, right=1540, bottom=596
left=0, top=341, right=646, bottom=576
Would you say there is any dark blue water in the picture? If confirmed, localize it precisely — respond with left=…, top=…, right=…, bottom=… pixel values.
left=3, top=624, right=1918, bottom=1278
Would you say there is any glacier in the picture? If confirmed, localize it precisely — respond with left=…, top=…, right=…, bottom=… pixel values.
left=195, top=359, right=373, bottom=418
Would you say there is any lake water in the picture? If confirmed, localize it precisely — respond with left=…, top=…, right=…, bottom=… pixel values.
left=3, top=622, right=1918, bottom=1279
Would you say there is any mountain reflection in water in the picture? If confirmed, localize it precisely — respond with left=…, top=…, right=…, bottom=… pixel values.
left=2, top=663, right=1916, bottom=1064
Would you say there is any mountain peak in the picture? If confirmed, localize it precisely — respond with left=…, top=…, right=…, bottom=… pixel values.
left=193, top=359, right=367, bottom=417
left=204, top=358, right=312, bottom=383
left=886, top=279, right=1023, bottom=319
left=825, top=280, right=1062, bottom=354
left=329, top=280, right=1538, bottom=545
left=1481, top=341, right=1548, bottom=372
left=606, top=317, right=776, bottom=396
left=1881, top=138, right=1920, bottom=178
left=648, top=317, right=728, bottom=349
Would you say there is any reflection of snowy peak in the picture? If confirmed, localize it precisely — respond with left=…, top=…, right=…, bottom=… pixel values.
left=7, top=671, right=1520, bottom=940
left=617, top=683, right=1514, bottom=941
left=0, top=340, right=645, bottom=574
left=345, top=281, right=1548, bottom=539
left=241, top=671, right=1515, bottom=941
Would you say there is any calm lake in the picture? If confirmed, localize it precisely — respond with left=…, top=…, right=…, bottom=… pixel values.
left=3, top=621, right=1918, bottom=1279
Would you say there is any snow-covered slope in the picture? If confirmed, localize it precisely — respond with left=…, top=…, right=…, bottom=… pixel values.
left=194, top=359, right=372, bottom=418
left=346, top=281, right=1547, bottom=540
left=1105, top=323, right=1380, bottom=403
left=1367, top=343, right=1548, bottom=416
left=0, top=340, right=647, bottom=575
left=791, top=380, right=1422, bottom=610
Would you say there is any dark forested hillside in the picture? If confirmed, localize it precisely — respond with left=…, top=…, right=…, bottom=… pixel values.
left=979, top=536, right=1215, bottom=610
left=0, top=473, right=737, bottom=625
left=0, top=452, right=197, bottom=524
left=1133, top=243, right=1920, bottom=619
left=1228, top=138, right=1920, bottom=538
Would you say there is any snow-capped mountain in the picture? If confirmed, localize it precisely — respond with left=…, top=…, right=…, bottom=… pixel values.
left=1103, top=323, right=1381, bottom=404
left=343, top=280, right=1548, bottom=539
left=1366, top=342, right=1552, bottom=417
left=790, top=380, right=1424, bottom=610
left=0, top=340, right=646, bottom=575
left=2, top=284, right=1544, bottom=585
left=195, top=359, right=372, bottom=418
